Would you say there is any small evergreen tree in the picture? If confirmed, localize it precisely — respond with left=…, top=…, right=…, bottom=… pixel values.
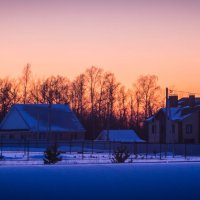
left=112, top=145, right=131, bottom=163
left=43, top=144, right=62, bottom=164
left=0, top=154, right=4, bottom=160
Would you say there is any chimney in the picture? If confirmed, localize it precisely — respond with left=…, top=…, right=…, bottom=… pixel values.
left=189, top=95, right=195, bottom=107
left=169, top=95, right=178, bottom=107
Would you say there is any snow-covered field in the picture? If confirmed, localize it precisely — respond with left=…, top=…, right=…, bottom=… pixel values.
left=0, top=163, right=200, bottom=200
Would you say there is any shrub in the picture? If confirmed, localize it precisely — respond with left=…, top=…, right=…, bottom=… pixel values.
left=0, top=154, right=4, bottom=160
left=43, top=144, right=62, bottom=164
left=112, top=145, right=131, bottom=163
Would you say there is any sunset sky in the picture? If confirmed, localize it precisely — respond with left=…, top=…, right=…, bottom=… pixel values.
left=0, top=0, right=200, bottom=92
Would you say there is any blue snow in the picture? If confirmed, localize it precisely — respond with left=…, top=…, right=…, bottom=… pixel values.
left=0, top=163, right=200, bottom=200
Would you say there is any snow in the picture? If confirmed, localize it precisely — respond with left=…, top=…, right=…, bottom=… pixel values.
left=146, top=106, right=193, bottom=122
left=0, top=163, right=200, bottom=200
left=0, top=142, right=200, bottom=165
left=1, top=147, right=200, bottom=166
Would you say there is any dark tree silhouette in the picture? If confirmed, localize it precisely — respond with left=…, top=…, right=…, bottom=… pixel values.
left=0, top=64, right=164, bottom=140
left=112, top=145, right=131, bottom=163
left=21, top=63, right=32, bottom=104
left=43, top=145, right=62, bottom=164
left=134, top=75, right=163, bottom=120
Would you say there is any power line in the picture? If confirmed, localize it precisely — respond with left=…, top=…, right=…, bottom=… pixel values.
left=169, top=89, right=200, bottom=96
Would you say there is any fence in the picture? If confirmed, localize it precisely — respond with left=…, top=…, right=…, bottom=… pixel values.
left=1, top=140, right=200, bottom=165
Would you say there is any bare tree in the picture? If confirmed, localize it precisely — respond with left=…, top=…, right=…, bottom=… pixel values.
left=29, top=78, right=42, bottom=104
left=10, top=79, right=21, bottom=105
left=70, top=73, right=86, bottom=120
left=85, top=66, right=103, bottom=138
left=103, top=72, right=120, bottom=128
left=134, top=75, right=162, bottom=120
left=21, top=63, right=32, bottom=104
left=117, top=86, right=128, bottom=128
left=40, top=76, right=70, bottom=104
left=0, top=78, right=19, bottom=120
left=126, top=89, right=135, bottom=128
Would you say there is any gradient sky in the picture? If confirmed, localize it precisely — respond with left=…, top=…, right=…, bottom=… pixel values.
left=0, top=0, right=200, bottom=92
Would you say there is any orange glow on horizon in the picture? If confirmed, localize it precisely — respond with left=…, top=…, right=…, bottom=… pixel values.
left=0, top=0, right=200, bottom=93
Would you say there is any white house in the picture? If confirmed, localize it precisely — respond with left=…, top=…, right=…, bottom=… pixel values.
left=96, top=130, right=145, bottom=142
left=0, top=104, right=85, bottom=141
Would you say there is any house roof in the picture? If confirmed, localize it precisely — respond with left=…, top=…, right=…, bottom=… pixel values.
left=96, top=130, right=145, bottom=142
left=146, top=105, right=200, bottom=122
left=0, top=104, right=85, bottom=133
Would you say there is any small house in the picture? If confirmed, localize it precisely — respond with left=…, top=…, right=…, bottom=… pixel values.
left=0, top=104, right=85, bottom=141
left=96, top=129, right=145, bottom=143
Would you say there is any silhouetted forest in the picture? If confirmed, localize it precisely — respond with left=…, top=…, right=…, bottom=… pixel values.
left=0, top=64, right=164, bottom=139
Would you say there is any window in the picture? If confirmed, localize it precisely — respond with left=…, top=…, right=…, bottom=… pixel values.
left=152, top=125, right=156, bottom=134
left=186, top=124, right=192, bottom=134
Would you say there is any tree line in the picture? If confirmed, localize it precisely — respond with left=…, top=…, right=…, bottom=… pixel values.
left=0, top=64, right=164, bottom=139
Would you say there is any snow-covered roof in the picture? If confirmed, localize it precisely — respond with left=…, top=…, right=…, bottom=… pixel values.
left=96, top=130, right=145, bottom=142
left=0, top=104, right=85, bottom=133
left=146, top=105, right=199, bottom=122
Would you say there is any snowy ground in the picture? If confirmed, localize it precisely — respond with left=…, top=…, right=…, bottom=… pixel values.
left=1, top=150, right=200, bottom=165
left=1, top=142, right=200, bottom=165
left=0, top=163, right=200, bottom=200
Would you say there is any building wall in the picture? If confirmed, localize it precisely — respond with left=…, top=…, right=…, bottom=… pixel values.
left=148, top=120, right=160, bottom=143
left=148, top=119, right=185, bottom=144
left=0, top=131, right=28, bottom=140
left=182, top=112, right=199, bottom=144
left=170, top=122, right=179, bottom=143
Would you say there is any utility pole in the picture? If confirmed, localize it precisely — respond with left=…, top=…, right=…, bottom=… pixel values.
left=106, top=101, right=110, bottom=141
left=166, top=87, right=173, bottom=144
left=48, top=104, right=52, bottom=145
left=166, top=88, right=169, bottom=143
